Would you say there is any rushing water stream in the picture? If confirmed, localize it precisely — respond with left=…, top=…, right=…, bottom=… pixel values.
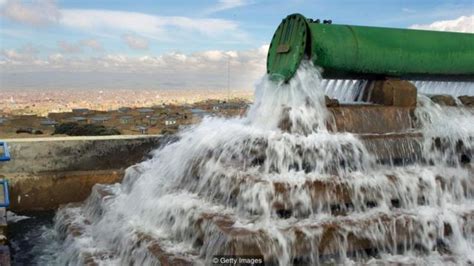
left=21, top=61, right=473, bottom=265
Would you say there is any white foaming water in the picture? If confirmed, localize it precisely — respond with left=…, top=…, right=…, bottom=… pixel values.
left=412, top=81, right=474, bottom=97
left=416, top=95, right=474, bottom=168
left=322, top=79, right=368, bottom=102
left=322, top=80, right=474, bottom=103
left=43, top=61, right=473, bottom=265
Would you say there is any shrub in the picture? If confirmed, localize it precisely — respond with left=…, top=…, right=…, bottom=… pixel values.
left=54, top=122, right=121, bottom=136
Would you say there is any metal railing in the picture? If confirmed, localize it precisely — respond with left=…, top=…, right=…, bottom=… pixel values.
left=0, top=142, right=10, bottom=162
left=0, top=180, right=9, bottom=208
left=0, top=141, right=10, bottom=208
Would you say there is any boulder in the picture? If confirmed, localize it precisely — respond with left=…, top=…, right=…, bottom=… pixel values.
left=430, top=95, right=456, bottom=106
left=325, top=96, right=340, bottom=107
left=369, top=79, right=417, bottom=107
left=277, top=107, right=292, bottom=132
left=458, top=95, right=474, bottom=107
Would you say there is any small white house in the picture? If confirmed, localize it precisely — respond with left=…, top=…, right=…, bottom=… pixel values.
left=164, top=117, right=177, bottom=126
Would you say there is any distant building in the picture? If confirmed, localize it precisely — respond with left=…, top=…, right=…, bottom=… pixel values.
left=118, top=107, right=131, bottom=113
left=120, top=115, right=134, bottom=124
left=90, top=116, right=110, bottom=124
left=149, top=116, right=160, bottom=126
left=191, top=108, right=209, bottom=119
left=136, top=125, right=148, bottom=134
left=137, top=108, right=154, bottom=115
left=69, top=116, right=87, bottom=123
left=152, top=104, right=165, bottom=108
left=72, top=108, right=90, bottom=115
left=40, top=119, right=58, bottom=127
left=0, top=118, right=5, bottom=126
left=165, top=116, right=177, bottom=126
left=213, top=103, right=244, bottom=111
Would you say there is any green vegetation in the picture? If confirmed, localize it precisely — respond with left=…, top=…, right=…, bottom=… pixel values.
left=54, top=122, right=121, bottom=136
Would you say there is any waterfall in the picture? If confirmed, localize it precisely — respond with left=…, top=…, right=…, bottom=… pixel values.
left=37, top=61, right=473, bottom=265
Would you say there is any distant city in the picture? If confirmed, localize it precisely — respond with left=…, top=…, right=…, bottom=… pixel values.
left=0, top=89, right=253, bottom=138
left=0, top=88, right=253, bottom=116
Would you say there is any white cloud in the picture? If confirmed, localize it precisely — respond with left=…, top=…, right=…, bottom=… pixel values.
left=58, top=40, right=82, bottom=53
left=18, top=43, right=38, bottom=54
left=0, top=45, right=269, bottom=90
left=59, top=9, right=161, bottom=35
left=0, top=0, right=60, bottom=26
left=58, top=9, right=243, bottom=41
left=57, top=39, right=103, bottom=53
left=1, top=48, right=29, bottom=61
left=410, top=15, right=474, bottom=33
left=48, top=53, right=63, bottom=62
left=205, top=0, right=250, bottom=14
left=80, top=39, right=103, bottom=51
left=122, top=33, right=149, bottom=50
left=0, top=1, right=257, bottom=89
left=1, top=2, right=248, bottom=43
left=0, top=43, right=38, bottom=62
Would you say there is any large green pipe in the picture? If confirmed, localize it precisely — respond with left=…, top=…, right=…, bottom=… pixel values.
left=267, top=14, right=474, bottom=82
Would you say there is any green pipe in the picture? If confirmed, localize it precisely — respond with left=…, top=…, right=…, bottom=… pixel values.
left=267, top=14, right=474, bottom=82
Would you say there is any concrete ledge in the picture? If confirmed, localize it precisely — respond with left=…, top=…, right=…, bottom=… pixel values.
left=361, top=133, right=423, bottom=164
left=0, top=135, right=168, bottom=211
left=9, top=170, right=123, bottom=211
left=328, top=105, right=416, bottom=134
left=0, top=135, right=163, bottom=173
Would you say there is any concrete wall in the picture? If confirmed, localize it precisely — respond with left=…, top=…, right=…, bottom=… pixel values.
left=0, top=135, right=165, bottom=211
left=0, top=135, right=163, bottom=174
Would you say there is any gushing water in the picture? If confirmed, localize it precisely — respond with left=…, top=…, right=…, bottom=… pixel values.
left=322, top=79, right=368, bottom=102
left=41, top=61, right=472, bottom=265
left=321, top=79, right=473, bottom=103
left=412, top=81, right=474, bottom=97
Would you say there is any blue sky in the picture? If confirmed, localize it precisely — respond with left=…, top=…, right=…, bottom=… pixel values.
left=0, top=0, right=473, bottom=90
